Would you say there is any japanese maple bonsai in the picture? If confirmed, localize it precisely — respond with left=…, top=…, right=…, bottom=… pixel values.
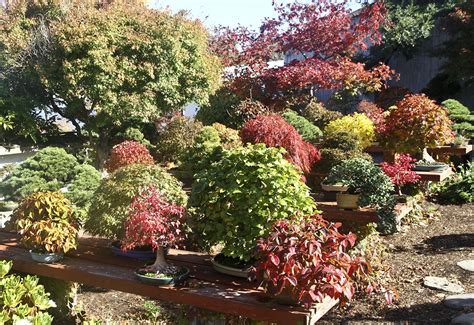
left=252, top=216, right=370, bottom=306
left=381, top=154, right=420, bottom=197
left=121, top=187, right=188, bottom=285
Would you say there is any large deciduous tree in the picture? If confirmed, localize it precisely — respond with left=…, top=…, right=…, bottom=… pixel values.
left=211, top=0, right=393, bottom=110
left=0, top=2, right=221, bottom=161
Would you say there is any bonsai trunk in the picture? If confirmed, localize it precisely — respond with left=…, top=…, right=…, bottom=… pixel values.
left=149, top=246, right=169, bottom=272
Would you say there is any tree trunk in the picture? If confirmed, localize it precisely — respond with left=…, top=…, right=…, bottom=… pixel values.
left=149, top=247, right=169, bottom=272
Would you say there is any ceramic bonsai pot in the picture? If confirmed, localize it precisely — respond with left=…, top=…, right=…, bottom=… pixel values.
left=211, top=253, right=252, bottom=278
left=412, top=163, right=449, bottom=172
left=134, top=266, right=189, bottom=286
left=321, top=183, right=349, bottom=192
left=30, top=251, right=64, bottom=264
left=336, top=193, right=360, bottom=210
left=111, top=241, right=169, bottom=260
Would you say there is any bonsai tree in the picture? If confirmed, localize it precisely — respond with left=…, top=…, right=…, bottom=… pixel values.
left=210, top=123, right=242, bottom=150
left=252, top=216, right=370, bottom=307
left=381, top=94, right=454, bottom=155
left=441, top=99, right=474, bottom=139
left=10, top=192, right=78, bottom=256
left=324, top=158, right=394, bottom=207
left=357, top=100, right=387, bottom=135
left=85, top=164, right=187, bottom=241
left=189, top=144, right=315, bottom=262
left=281, top=110, right=322, bottom=144
left=301, top=101, right=342, bottom=129
left=381, top=154, right=420, bottom=195
left=121, top=187, right=186, bottom=275
left=324, top=113, right=376, bottom=149
left=105, top=140, right=154, bottom=173
left=240, top=114, right=320, bottom=175
left=0, top=147, right=100, bottom=218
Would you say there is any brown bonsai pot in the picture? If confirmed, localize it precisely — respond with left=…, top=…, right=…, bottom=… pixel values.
left=336, top=193, right=360, bottom=210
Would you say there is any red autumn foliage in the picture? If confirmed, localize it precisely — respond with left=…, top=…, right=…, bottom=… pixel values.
left=375, top=86, right=411, bottom=110
left=212, top=1, right=393, bottom=109
left=357, top=100, right=387, bottom=134
left=122, top=187, right=186, bottom=251
left=380, top=154, right=420, bottom=193
left=105, top=140, right=154, bottom=173
left=240, top=114, right=320, bottom=174
left=251, top=216, right=370, bottom=308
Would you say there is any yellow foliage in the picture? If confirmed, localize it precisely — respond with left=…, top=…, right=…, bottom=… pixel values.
left=324, top=113, right=375, bottom=148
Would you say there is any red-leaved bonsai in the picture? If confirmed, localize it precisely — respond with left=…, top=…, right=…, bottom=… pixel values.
left=381, top=154, right=420, bottom=195
left=251, top=216, right=370, bottom=307
left=240, top=114, right=320, bottom=174
left=105, top=140, right=154, bottom=173
left=122, top=187, right=186, bottom=274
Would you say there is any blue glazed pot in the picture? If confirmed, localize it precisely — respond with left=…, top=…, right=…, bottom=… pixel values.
left=134, top=267, right=189, bottom=286
left=30, top=251, right=63, bottom=264
left=111, top=241, right=156, bottom=260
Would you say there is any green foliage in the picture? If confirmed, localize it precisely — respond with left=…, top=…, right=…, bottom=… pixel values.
left=431, top=162, right=473, bottom=204
left=64, top=164, right=101, bottom=223
left=0, top=260, right=55, bottom=324
left=85, top=164, right=187, bottom=240
left=189, top=144, right=315, bottom=261
left=442, top=99, right=474, bottom=138
left=0, top=147, right=78, bottom=200
left=211, top=123, right=242, bottom=150
left=195, top=87, right=241, bottom=127
left=324, top=158, right=394, bottom=207
left=0, top=2, right=220, bottom=146
left=324, top=113, right=376, bottom=148
left=119, top=127, right=152, bottom=148
left=10, top=191, right=78, bottom=254
left=38, top=278, right=80, bottom=323
left=281, top=110, right=322, bottom=144
left=155, top=116, right=203, bottom=163
left=300, top=101, right=342, bottom=129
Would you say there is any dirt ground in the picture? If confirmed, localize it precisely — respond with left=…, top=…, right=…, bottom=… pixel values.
left=76, top=203, right=473, bottom=324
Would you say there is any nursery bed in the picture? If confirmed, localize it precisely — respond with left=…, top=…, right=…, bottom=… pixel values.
left=0, top=231, right=337, bottom=325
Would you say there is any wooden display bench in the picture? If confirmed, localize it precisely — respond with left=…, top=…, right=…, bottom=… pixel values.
left=414, top=168, right=453, bottom=182
left=427, top=145, right=473, bottom=157
left=0, top=231, right=337, bottom=325
left=318, top=202, right=412, bottom=225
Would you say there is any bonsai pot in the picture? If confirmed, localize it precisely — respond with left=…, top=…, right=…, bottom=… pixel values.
left=211, top=253, right=252, bottom=278
left=0, top=201, right=18, bottom=212
left=111, top=241, right=169, bottom=260
left=336, top=193, right=360, bottom=210
left=30, top=251, right=64, bottom=264
left=412, top=163, right=449, bottom=172
left=321, top=183, right=349, bottom=192
left=393, top=194, right=408, bottom=203
left=134, top=266, right=189, bottom=286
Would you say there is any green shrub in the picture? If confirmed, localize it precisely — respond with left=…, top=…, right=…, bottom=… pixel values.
left=442, top=99, right=471, bottom=116
left=324, top=158, right=394, bottom=207
left=189, top=144, right=315, bottom=261
left=119, top=127, right=152, bottom=147
left=65, top=164, right=101, bottom=223
left=195, top=87, right=241, bottom=127
left=85, top=164, right=187, bottom=240
left=431, top=162, right=473, bottom=204
left=0, top=147, right=78, bottom=200
left=281, top=110, right=322, bottom=143
left=155, top=116, right=203, bottom=163
left=320, top=131, right=362, bottom=152
left=211, top=123, right=242, bottom=149
left=300, top=101, right=342, bottom=129
left=0, top=260, right=55, bottom=324
left=442, top=99, right=473, bottom=138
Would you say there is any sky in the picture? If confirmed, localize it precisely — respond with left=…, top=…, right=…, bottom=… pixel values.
left=149, top=0, right=364, bottom=30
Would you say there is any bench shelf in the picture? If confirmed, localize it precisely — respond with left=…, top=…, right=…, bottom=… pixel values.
left=0, top=231, right=337, bottom=325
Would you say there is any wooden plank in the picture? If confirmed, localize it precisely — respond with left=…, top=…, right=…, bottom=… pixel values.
left=415, top=168, right=453, bottom=182
left=317, top=201, right=378, bottom=223
left=0, top=233, right=338, bottom=324
left=427, top=145, right=473, bottom=156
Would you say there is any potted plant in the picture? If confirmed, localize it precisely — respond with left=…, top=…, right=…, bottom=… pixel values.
left=85, top=164, right=187, bottom=259
left=121, top=187, right=189, bottom=286
left=9, top=191, right=78, bottom=263
left=251, top=216, right=370, bottom=307
left=324, top=158, right=394, bottom=210
left=451, top=134, right=468, bottom=148
left=413, top=160, right=449, bottom=172
left=189, top=144, right=315, bottom=277
left=381, top=153, right=421, bottom=202
left=0, top=200, right=18, bottom=212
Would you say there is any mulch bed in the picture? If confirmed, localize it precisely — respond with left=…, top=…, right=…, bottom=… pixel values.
left=76, top=203, right=473, bottom=324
